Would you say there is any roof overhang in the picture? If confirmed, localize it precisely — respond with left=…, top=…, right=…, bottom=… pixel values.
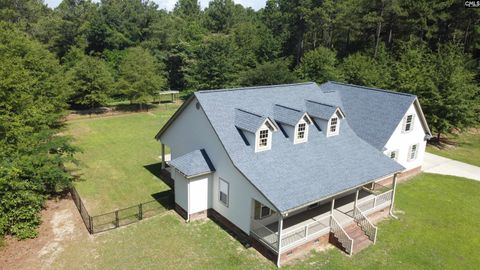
left=155, top=95, right=196, bottom=140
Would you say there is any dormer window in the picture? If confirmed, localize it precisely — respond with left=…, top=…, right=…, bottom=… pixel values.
left=294, top=118, right=310, bottom=144
left=327, top=116, right=340, bottom=137
left=258, top=129, right=269, bottom=148
left=403, top=114, right=415, bottom=133
left=297, top=123, right=306, bottom=139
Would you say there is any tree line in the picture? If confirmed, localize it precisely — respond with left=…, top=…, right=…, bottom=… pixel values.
left=0, top=0, right=479, bottom=239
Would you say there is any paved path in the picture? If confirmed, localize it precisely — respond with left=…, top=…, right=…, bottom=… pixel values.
left=423, top=152, right=480, bottom=181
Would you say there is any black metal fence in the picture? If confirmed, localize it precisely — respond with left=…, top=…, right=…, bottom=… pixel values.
left=70, top=186, right=173, bottom=234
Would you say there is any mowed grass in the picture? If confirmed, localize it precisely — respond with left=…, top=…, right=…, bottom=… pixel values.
left=427, top=130, right=480, bottom=167
left=52, top=174, right=480, bottom=269
left=67, top=104, right=180, bottom=214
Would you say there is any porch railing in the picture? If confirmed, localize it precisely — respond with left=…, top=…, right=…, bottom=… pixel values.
left=358, top=189, right=393, bottom=213
left=330, top=216, right=353, bottom=255
left=281, top=215, right=330, bottom=249
left=353, top=206, right=377, bottom=243
left=250, top=219, right=278, bottom=252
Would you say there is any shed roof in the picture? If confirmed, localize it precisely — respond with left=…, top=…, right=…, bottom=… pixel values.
left=168, top=149, right=215, bottom=178
left=273, top=104, right=306, bottom=126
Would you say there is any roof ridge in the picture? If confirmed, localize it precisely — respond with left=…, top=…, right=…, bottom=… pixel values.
left=196, top=82, right=316, bottom=94
left=274, top=104, right=302, bottom=112
left=326, top=81, right=417, bottom=98
left=305, top=99, right=336, bottom=108
left=235, top=108, right=264, bottom=118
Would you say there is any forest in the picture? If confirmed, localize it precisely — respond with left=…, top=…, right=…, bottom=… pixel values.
left=0, top=0, right=479, bottom=239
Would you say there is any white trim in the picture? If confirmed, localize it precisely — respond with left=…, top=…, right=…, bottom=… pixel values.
left=294, top=118, right=309, bottom=144
left=407, top=143, right=419, bottom=161
left=219, top=178, right=229, bottom=207
left=402, top=114, right=415, bottom=133
left=326, top=116, right=340, bottom=137
left=387, top=149, right=399, bottom=161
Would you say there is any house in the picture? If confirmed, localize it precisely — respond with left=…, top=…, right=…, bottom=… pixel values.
left=155, top=82, right=431, bottom=266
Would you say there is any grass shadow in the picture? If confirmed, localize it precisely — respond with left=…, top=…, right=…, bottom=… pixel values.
left=150, top=190, right=174, bottom=210
left=144, top=162, right=174, bottom=189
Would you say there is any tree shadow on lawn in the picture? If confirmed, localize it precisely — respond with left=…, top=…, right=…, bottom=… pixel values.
left=144, top=162, right=174, bottom=189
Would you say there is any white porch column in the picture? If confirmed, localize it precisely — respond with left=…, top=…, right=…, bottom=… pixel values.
left=276, top=215, right=283, bottom=268
left=389, top=173, right=398, bottom=217
left=330, top=198, right=335, bottom=215
left=161, top=143, right=166, bottom=169
left=353, top=189, right=360, bottom=210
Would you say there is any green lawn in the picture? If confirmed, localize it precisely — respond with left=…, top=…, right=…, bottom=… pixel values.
left=427, top=130, right=480, bottom=167
left=67, top=104, right=180, bottom=214
left=52, top=173, right=480, bottom=269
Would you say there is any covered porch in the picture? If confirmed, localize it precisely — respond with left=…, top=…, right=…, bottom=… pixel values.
left=250, top=180, right=396, bottom=256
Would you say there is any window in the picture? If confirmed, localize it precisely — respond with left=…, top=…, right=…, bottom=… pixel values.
left=327, top=116, right=340, bottom=136
left=388, top=150, right=399, bottom=161
left=219, top=178, right=229, bottom=206
left=254, top=201, right=274, bottom=219
left=259, top=129, right=269, bottom=147
left=403, top=114, right=415, bottom=133
left=408, top=144, right=419, bottom=161
left=297, top=123, right=306, bottom=139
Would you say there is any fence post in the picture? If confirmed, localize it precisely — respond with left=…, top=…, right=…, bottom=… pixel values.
left=139, top=203, right=143, bottom=220
left=89, top=216, right=93, bottom=234
left=115, top=210, right=119, bottom=227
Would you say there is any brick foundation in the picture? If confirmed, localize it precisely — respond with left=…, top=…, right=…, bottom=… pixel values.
left=174, top=203, right=188, bottom=220
left=250, top=236, right=279, bottom=263
left=189, top=210, right=208, bottom=221
left=280, top=233, right=330, bottom=265
left=377, top=166, right=422, bottom=186
left=207, top=209, right=251, bottom=246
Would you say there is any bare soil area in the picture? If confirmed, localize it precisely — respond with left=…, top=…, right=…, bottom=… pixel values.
left=0, top=197, right=89, bottom=270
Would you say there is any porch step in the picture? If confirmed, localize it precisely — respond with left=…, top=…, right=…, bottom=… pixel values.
left=344, top=223, right=373, bottom=254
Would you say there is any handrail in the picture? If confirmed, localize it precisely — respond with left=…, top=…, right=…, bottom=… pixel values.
left=281, top=215, right=330, bottom=248
left=330, top=216, right=354, bottom=255
left=250, top=219, right=278, bottom=251
left=353, top=206, right=378, bottom=243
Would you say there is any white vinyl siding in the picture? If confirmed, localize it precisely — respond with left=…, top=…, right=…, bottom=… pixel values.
left=219, top=178, right=229, bottom=207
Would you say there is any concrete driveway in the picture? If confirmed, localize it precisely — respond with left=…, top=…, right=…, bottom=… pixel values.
left=423, top=152, right=480, bottom=181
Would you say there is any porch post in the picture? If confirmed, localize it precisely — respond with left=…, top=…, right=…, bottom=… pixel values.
left=353, top=189, right=359, bottom=210
left=389, top=173, right=398, bottom=218
left=276, top=214, right=283, bottom=268
left=161, top=143, right=166, bottom=169
left=330, top=198, right=335, bottom=215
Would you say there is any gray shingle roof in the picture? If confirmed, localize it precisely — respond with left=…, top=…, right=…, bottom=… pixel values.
left=305, top=100, right=340, bottom=120
left=321, top=82, right=417, bottom=150
left=234, top=109, right=266, bottom=133
left=273, top=104, right=305, bottom=126
left=194, top=82, right=405, bottom=213
left=168, top=149, right=215, bottom=178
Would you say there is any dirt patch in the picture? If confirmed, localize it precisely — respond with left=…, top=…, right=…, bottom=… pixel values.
left=0, top=198, right=89, bottom=270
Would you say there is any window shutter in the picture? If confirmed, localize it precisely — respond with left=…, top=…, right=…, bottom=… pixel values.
left=410, top=114, right=415, bottom=131
left=402, top=116, right=407, bottom=133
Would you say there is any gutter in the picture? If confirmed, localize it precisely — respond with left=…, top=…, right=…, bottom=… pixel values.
left=279, top=170, right=403, bottom=216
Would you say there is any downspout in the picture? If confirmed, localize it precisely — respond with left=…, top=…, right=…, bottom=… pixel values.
left=276, top=215, right=284, bottom=268
left=389, top=173, right=398, bottom=219
left=186, top=179, right=190, bottom=222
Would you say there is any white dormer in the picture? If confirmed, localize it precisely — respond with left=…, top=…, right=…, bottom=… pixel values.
left=305, top=100, right=345, bottom=137
left=273, top=104, right=313, bottom=144
left=294, top=115, right=312, bottom=144
left=256, top=121, right=275, bottom=152
left=327, top=114, right=340, bottom=137
left=234, top=108, right=278, bottom=153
